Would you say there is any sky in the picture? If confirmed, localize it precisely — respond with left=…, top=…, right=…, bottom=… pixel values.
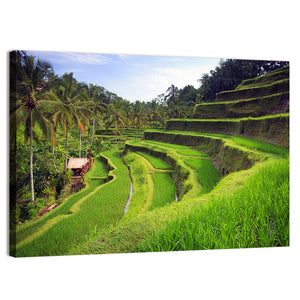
left=27, top=50, right=220, bottom=102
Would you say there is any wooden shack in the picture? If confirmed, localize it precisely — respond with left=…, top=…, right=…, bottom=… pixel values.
left=67, top=158, right=88, bottom=172
left=67, top=158, right=88, bottom=194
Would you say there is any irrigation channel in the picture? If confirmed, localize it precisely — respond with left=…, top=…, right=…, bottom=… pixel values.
left=122, top=160, right=178, bottom=216
left=124, top=167, right=133, bottom=215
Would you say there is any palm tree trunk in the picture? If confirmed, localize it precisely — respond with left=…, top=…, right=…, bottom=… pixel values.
left=115, top=121, right=117, bottom=150
left=29, top=109, right=35, bottom=205
left=136, top=126, right=138, bottom=140
left=86, top=128, right=90, bottom=158
left=65, top=127, right=68, bottom=170
left=79, top=129, right=82, bottom=158
left=91, top=117, right=95, bottom=144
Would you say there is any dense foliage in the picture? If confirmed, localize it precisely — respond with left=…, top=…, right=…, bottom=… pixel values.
left=197, top=59, right=289, bottom=102
left=10, top=51, right=289, bottom=226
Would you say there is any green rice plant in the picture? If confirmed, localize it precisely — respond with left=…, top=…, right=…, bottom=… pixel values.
left=145, top=129, right=288, bottom=158
left=143, top=140, right=189, bottom=149
left=136, top=151, right=172, bottom=170
left=138, top=158, right=289, bottom=252
left=89, top=157, right=109, bottom=178
left=184, top=158, right=219, bottom=195
left=13, top=158, right=108, bottom=246
left=15, top=150, right=131, bottom=257
left=122, top=152, right=151, bottom=219
left=229, top=136, right=289, bottom=158
left=176, top=149, right=209, bottom=157
left=149, top=173, right=176, bottom=210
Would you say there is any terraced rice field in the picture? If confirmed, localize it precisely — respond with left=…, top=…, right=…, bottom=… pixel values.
left=13, top=67, right=289, bottom=257
left=14, top=151, right=130, bottom=257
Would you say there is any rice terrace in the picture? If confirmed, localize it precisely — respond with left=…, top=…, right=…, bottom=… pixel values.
left=9, top=51, right=289, bottom=257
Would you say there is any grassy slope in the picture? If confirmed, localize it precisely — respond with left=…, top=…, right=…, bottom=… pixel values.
left=139, top=158, right=289, bottom=251
left=68, top=134, right=288, bottom=255
left=12, top=157, right=108, bottom=248
left=167, top=113, right=289, bottom=123
left=122, top=152, right=153, bottom=220
left=145, top=129, right=289, bottom=158
left=149, top=173, right=176, bottom=210
left=15, top=150, right=130, bottom=257
left=184, top=158, right=219, bottom=196
left=136, top=151, right=172, bottom=169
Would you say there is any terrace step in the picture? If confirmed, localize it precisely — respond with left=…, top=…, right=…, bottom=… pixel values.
left=165, top=114, right=289, bottom=148
left=194, top=92, right=289, bottom=119
left=216, top=79, right=289, bottom=102
left=215, top=66, right=289, bottom=102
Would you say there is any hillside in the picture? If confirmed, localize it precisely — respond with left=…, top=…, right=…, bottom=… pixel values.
left=12, top=67, right=289, bottom=257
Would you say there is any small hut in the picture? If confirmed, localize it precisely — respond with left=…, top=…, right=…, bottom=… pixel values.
left=67, top=158, right=88, bottom=194
left=67, top=158, right=88, bottom=173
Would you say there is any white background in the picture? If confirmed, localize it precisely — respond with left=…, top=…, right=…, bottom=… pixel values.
left=1, top=1, right=299, bottom=299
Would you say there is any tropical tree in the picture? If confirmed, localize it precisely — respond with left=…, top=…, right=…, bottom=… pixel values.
left=104, top=97, right=127, bottom=150
left=148, top=99, right=162, bottom=128
left=77, top=105, right=92, bottom=158
left=81, top=84, right=107, bottom=144
left=197, top=59, right=289, bottom=102
left=169, top=97, right=186, bottom=119
left=122, top=100, right=133, bottom=140
left=132, top=100, right=146, bottom=139
left=49, top=73, right=90, bottom=168
left=10, top=54, right=55, bottom=204
left=165, top=84, right=179, bottom=108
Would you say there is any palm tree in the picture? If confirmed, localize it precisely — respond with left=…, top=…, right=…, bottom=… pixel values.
left=104, top=98, right=127, bottom=150
left=82, top=84, right=107, bottom=145
left=49, top=73, right=90, bottom=168
left=122, top=101, right=133, bottom=141
left=165, top=84, right=179, bottom=108
left=148, top=99, right=162, bottom=128
left=10, top=54, right=55, bottom=204
left=169, top=97, right=186, bottom=119
left=132, top=100, right=146, bottom=139
left=77, top=107, right=91, bottom=158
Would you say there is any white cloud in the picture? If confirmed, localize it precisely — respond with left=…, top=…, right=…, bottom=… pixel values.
left=28, top=51, right=113, bottom=65
left=152, top=63, right=217, bottom=88
left=108, top=61, right=219, bottom=102
left=60, top=52, right=113, bottom=65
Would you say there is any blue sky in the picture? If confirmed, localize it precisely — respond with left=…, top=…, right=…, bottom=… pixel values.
left=27, top=50, right=220, bottom=102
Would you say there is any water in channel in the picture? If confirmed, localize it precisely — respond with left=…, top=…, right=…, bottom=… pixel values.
left=124, top=172, right=133, bottom=215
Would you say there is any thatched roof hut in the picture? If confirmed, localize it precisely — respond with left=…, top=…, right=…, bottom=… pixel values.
left=67, top=158, right=88, bottom=170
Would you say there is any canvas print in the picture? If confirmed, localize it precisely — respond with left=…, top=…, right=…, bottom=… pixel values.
left=9, top=51, right=289, bottom=257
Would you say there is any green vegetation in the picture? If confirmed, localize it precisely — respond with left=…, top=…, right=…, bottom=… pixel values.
left=145, top=129, right=288, bottom=158
left=176, top=149, right=208, bottom=157
left=13, top=177, right=104, bottom=248
left=216, top=79, right=289, bottom=102
left=122, top=152, right=150, bottom=219
left=184, top=158, right=219, bottom=195
left=136, top=151, right=172, bottom=170
left=164, top=114, right=289, bottom=148
left=150, top=173, right=176, bottom=210
left=194, top=92, right=289, bottom=119
left=90, top=157, right=108, bottom=178
left=236, top=66, right=289, bottom=90
left=145, top=129, right=285, bottom=155
left=14, top=151, right=130, bottom=257
left=10, top=51, right=289, bottom=257
left=138, top=158, right=289, bottom=251
left=197, top=60, right=288, bottom=102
